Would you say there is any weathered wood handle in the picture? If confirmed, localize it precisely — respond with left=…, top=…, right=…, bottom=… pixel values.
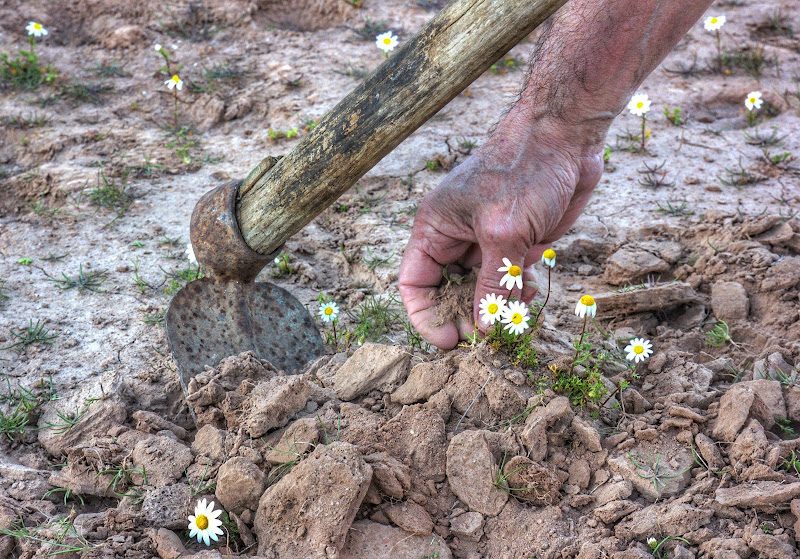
left=237, top=0, right=567, bottom=254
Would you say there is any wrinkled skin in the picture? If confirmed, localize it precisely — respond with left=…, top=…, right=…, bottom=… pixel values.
left=399, top=121, right=604, bottom=349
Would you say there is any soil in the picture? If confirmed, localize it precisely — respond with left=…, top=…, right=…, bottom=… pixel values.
left=1, top=0, right=800, bottom=558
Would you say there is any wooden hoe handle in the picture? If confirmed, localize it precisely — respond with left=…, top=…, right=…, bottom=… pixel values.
left=236, top=0, right=568, bottom=254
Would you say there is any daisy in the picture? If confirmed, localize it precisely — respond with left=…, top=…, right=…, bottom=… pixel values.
left=188, top=498, right=224, bottom=547
left=574, top=295, right=596, bottom=319
left=703, top=15, right=725, bottom=32
left=541, top=249, right=556, bottom=268
left=165, top=74, right=183, bottom=90
left=185, top=243, right=197, bottom=266
left=154, top=43, right=162, bottom=53
left=376, top=31, right=399, bottom=54
left=498, top=257, right=523, bottom=290
left=624, top=338, right=653, bottom=363
left=318, top=301, right=339, bottom=322
left=627, top=93, right=650, bottom=117
left=744, top=91, right=762, bottom=111
left=501, top=300, right=530, bottom=336
left=478, top=293, right=507, bottom=325
left=26, top=22, right=48, bottom=37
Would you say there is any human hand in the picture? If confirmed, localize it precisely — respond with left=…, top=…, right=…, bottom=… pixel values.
left=398, top=118, right=605, bottom=349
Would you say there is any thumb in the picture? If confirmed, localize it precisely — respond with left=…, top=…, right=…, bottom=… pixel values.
left=473, top=247, right=529, bottom=331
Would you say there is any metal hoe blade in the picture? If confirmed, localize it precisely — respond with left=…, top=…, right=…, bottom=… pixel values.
left=166, top=181, right=324, bottom=391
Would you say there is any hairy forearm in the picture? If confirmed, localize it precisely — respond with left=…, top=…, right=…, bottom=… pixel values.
left=505, top=0, right=714, bottom=152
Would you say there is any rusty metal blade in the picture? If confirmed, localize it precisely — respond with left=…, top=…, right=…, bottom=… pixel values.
left=166, top=278, right=324, bottom=390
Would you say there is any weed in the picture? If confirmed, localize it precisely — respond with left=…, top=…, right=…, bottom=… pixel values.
left=348, top=295, right=402, bottom=344
left=663, top=54, right=700, bottom=78
left=489, top=55, right=523, bottom=74
left=267, top=127, right=299, bottom=141
left=98, top=461, right=146, bottom=497
left=656, top=200, right=693, bottom=217
left=425, top=159, right=440, bottom=171
left=88, top=170, right=131, bottom=214
left=48, top=264, right=106, bottom=293
left=343, top=0, right=365, bottom=7
left=487, top=406, right=535, bottom=432
left=0, top=518, right=93, bottom=555
left=763, top=362, right=800, bottom=388
left=551, top=361, right=608, bottom=407
left=59, top=80, right=113, bottom=105
left=0, top=38, right=57, bottom=90
left=775, top=417, right=798, bottom=440
left=762, top=11, right=794, bottom=38
left=690, top=443, right=730, bottom=476
left=44, top=402, right=94, bottom=434
left=363, top=247, right=395, bottom=270
left=628, top=453, right=689, bottom=493
left=455, top=137, right=478, bottom=154
left=162, top=263, right=202, bottom=296
left=91, top=61, right=129, bottom=78
left=491, top=452, right=534, bottom=495
left=43, top=486, right=85, bottom=506
left=161, top=3, right=221, bottom=42
left=3, top=112, right=49, bottom=129
left=783, top=450, right=800, bottom=475
left=649, top=536, right=691, bottom=559
left=2, top=319, right=58, bottom=352
left=403, top=319, right=431, bottom=352
left=760, top=148, right=794, bottom=167
left=0, top=280, right=8, bottom=307
left=485, top=324, right=539, bottom=371
left=18, top=257, right=32, bottom=266
left=663, top=106, right=683, bottom=126
left=131, top=259, right=164, bottom=293
left=143, top=309, right=167, bottom=326
left=349, top=18, right=389, bottom=40
left=0, top=376, right=56, bottom=439
left=721, top=43, right=778, bottom=79
left=637, top=161, right=674, bottom=188
left=188, top=62, right=245, bottom=92
left=744, top=127, right=785, bottom=147
left=127, top=152, right=164, bottom=178
left=717, top=157, right=763, bottom=188
left=271, top=252, right=294, bottom=278
left=189, top=463, right=216, bottom=497
left=340, top=64, right=370, bottom=81
left=705, top=320, right=740, bottom=348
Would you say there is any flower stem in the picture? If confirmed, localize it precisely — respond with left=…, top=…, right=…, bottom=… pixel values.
left=29, top=36, right=36, bottom=55
left=640, top=114, right=647, bottom=152
left=568, top=314, right=588, bottom=377
left=715, top=30, right=722, bottom=72
left=173, top=92, right=179, bottom=134
left=534, top=267, right=551, bottom=326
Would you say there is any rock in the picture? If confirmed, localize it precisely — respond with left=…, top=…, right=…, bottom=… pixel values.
left=72, top=512, right=105, bottom=538
left=449, top=511, right=484, bottom=542
left=712, top=383, right=772, bottom=442
left=746, top=531, right=797, bottom=559
left=132, top=410, right=188, bottom=440
left=446, top=430, right=508, bottom=516
left=520, top=397, right=574, bottom=461
left=142, top=484, right=192, bottom=530
left=244, top=375, right=312, bottom=438
left=593, top=500, right=640, bottom=524
left=756, top=221, right=795, bottom=245
left=746, top=380, right=786, bottom=420
left=788, top=387, right=800, bottom=424
left=383, top=501, right=433, bottom=535
left=392, top=357, right=454, bottom=405
left=38, top=399, right=127, bottom=457
left=699, top=537, right=750, bottom=558
left=215, top=457, right=265, bottom=514
left=568, top=459, right=591, bottom=489
left=729, top=419, right=769, bottom=466
left=503, top=456, right=562, bottom=505
left=132, top=435, right=193, bottom=487
left=191, top=425, right=229, bottom=462
left=672, top=545, right=695, bottom=559
left=151, top=528, right=187, bottom=559
left=762, top=256, right=800, bottom=291
left=694, top=433, right=726, bottom=471
left=607, top=447, right=692, bottom=502
left=380, top=405, right=447, bottom=481
left=715, top=482, right=800, bottom=512
left=592, top=480, right=633, bottom=507
left=363, top=452, right=411, bottom=500
left=320, top=343, right=411, bottom=401
left=572, top=416, right=603, bottom=452
left=101, top=25, right=145, bottom=49
left=262, top=417, right=319, bottom=466
left=340, top=520, right=452, bottom=559
left=615, top=503, right=713, bottom=541
left=190, top=94, right=225, bottom=131
left=594, top=282, right=700, bottom=316
left=711, top=281, right=749, bottom=320
left=604, top=247, right=670, bottom=285
left=254, top=442, right=372, bottom=557
left=611, top=549, right=652, bottom=559
left=792, top=499, right=800, bottom=537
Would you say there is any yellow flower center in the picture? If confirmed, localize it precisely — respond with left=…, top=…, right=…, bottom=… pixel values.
left=749, top=97, right=755, bottom=103
left=511, top=313, right=522, bottom=325
left=488, top=303, right=498, bottom=314
left=196, top=514, right=209, bottom=530
left=324, top=307, right=333, bottom=315
left=34, top=23, right=42, bottom=30
left=171, top=75, right=180, bottom=83
left=636, top=101, right=644, bottom=109
left=508, top=265, right=522, bottom=277
left=634, top=345, right=644, bottom=354
left=383, top=38, right=392, bottom=44
left=543, top=249, right=555, bottom=260
left=580, top=295, right=595, bottom=306
left=710, top=17, right=717, bottom=24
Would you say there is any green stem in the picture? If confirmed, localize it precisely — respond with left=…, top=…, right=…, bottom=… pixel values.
left=534, top=267, right=551, bottom=326
left=173, top=91, right=179, bottom=134
left=640, top=114, right=647, bottom=152
left=568, top=314, right=588, bottom=377
left=29, top=36, right=35, bottom=55
left=715, top=30, right=722, bottom=71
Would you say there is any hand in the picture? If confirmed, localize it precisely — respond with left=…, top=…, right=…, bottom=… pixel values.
left=398, top=118, right=604, bottom=349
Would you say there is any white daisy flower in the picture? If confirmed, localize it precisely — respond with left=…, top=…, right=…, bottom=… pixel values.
left=165, top=74, right=183, bottom=90
left=188, top=498, right=224, bottom=547
left=703, top=15, right=726, bottom=32
left=541, top=248, right=556, bottom=268
left=744, top=91, right=762, bottom=111
left=500, top=300, right=530, bottom=336
left=318, top=302, right=339, bottom=322
left=478, top=293, right=507, bottom=325
left=154, top=43, right=162, bottom=53
left=185, top=243, right=197, bottom=266
left=375, top=31, right=399, bottom=53
left=26, top=22, right=48, bottom=37
left=624, top=337, right=653, bottom=363
left=647, top=537, right=658, bottom=549
left=627, top=93, right=651, bottom=116
left=574, top=294, right=597, bottom=319
left=498, top=257, right=523, bottom=290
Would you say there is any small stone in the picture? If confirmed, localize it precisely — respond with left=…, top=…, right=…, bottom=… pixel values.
left=572, top=416, right=603, bottom=452
left=568, top=459, right=591, bottom=489
left=215, top=457, right=266, bottom=514
left=191, top=425, right=228, bottom=462
left=593, top=499, right=640, bottom=524
left=132, top=435, right=193, bottom=488
left=503, top=456, right=562, bottom=505
left=141, top=484, right=192, bottom=529
left=715, top=482, right=800, bottom=512
left=711, top=281, right=749, bottom=320
left=604, top=247, right=669, bottom=286
left=449, top=511, right=484, bottom=542
left=383, top=501, right=433, bottom=535
left=392, top=357, right=454, bottom=405
left=244, top=375, right=313, bottom=438
left=151, top=528, right=187, bottom=559
left=762, top=257, right=800, bottom=291
left=446, top=430, right=508, bottom=516
left=321, top=343, right=411, bottom=401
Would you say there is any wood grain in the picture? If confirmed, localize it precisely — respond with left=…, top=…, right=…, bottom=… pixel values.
left=237, top=0, right=567, bottom=254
